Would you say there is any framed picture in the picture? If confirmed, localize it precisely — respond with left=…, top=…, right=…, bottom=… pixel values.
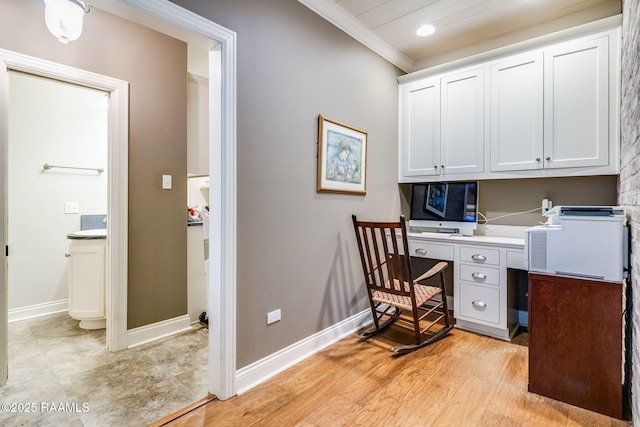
left=317, top=115, right=368, bottom=195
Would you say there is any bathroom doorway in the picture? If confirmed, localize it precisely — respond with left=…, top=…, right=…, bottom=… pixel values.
left=0, top=48, right=131, bottom=382
left=7, top=71, right=109, bottom=331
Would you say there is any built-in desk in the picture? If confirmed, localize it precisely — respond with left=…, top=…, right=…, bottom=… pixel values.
left=392, top=229, right=526, bottom=340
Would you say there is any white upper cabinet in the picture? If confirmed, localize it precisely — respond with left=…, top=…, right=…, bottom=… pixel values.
left=490, top=51, right=544, bottom=172
left=543, top=35, right=610, bottom=170
left=399, top=67, right=484, bottom=180
left=187, top=74, right=209, bottom=176
left=398, top=19, right=620, bottom=182
left=400, top=78, right=440, bottom=177
left=440, top=67, right=485, bottom=176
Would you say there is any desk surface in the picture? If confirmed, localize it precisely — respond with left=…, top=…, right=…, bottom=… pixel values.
left=406, top=231, right=525, bottom=249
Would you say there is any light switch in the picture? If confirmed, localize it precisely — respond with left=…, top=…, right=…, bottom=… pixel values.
left=162, top=174, right=172, bottom=190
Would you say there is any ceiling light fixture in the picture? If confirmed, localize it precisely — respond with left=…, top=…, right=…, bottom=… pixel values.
left=416, top=24, right=436, bottom=37
left=44, top=0, right=90, bottom=44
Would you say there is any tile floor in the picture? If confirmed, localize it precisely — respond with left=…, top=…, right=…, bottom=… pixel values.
left=0, top=312, right=209, bottom=426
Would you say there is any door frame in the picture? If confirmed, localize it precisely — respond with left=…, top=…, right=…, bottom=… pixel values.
left=0, top=48, right=129, bottom=367
left=120, top=0, right=237, bottom=400
left=99, top=0, right=238, bottom=400
left=0, top=0, right=238, bottom=400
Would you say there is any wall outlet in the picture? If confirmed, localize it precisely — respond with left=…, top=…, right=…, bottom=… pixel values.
left=267, top=309, right=281, bottom=325
left=542, top=198, right=552, bottom=214
left=64, top=202, right=79, bottom=214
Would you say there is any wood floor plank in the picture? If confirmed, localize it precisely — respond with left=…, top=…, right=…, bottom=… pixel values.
left=157, top=328, right=629, bottom=427
left=148, top=394, right=217, bottom=427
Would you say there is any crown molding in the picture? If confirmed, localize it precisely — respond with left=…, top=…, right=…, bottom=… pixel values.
left=298, top=0, right=414, bottom=72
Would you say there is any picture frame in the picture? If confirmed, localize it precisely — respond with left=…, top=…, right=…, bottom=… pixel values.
left=317, top=115, right=368, bottom=195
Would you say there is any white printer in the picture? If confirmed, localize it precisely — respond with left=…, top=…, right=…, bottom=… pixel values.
left=524, top=206, right=627, bottom=282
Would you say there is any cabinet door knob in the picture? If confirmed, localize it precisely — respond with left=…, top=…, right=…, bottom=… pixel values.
left=471, top=272, right=486, bottom=280
left=472, top=300, right=486, bottom=308
left=65, top=253, right=71, bottom=258
left=415, top=248, right=427, bottom=256
left=471, top=254, right=486, bottom=262
left=546, top=156, right=551, bottom=161
left=536, top=157, right=541, bottom=162
left=441, top=164, right=445, bottom=169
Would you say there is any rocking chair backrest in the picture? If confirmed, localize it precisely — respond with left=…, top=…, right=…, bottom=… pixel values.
left=352, top=215, right=414, bottom=298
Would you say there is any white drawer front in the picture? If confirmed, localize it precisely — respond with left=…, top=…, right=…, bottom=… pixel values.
left=408, top=241, right=454, bottom=261
left=507, top=250, right=525, bottom=269
left=460, top=246, right=500, bottom=265
left=458, top=283, right=500, bottom=325
left=459, top=264, right=500, bottom=286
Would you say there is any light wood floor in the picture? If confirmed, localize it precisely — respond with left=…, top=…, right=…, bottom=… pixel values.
left=154, top=325, right=629, bottom=427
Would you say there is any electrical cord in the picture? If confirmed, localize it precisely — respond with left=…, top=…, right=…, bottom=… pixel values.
left=477, top=206, right=542, bottom=224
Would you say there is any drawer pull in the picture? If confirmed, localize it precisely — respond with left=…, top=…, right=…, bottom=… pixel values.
left=471, top=254, right=486, bottom=262
left=472, top=300, right=486, bottom=308
left=415, top=248, right=427, bottom=256
left=471, top=272, right=486, bottom=280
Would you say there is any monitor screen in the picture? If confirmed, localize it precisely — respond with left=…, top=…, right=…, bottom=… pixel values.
left=410, top=181, right=478, bottom=235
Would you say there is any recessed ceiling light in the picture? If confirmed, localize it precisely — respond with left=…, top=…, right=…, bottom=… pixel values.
left=416, top=24, right=436, bottom=37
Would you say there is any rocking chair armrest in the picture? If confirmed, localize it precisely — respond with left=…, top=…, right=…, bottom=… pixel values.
left=413, top=261, right=448, bottom=284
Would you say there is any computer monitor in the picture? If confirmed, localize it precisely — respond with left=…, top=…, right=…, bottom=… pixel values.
left=409, top=181, right=479, bottom=236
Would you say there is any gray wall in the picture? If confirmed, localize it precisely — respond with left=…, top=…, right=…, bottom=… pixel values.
left=171, top=0, right=403, bottom=367
left=401, top=176, right=619, bottom=227
left=0, top=0, right=188, bottom=329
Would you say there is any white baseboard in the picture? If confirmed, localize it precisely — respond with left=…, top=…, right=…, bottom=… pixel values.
left=126, top=314, right=192, bottom=348
left=8, top=300, right=68, bottom=323
left=235, top=310, right=371, bottom=395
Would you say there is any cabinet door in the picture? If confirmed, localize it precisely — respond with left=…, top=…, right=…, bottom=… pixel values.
left=440, top=67, right=485, bottom=175
left=543, top=35, right=609, bottom=169
left=528, top=273, right=622, bottom=418
left=68, top=243, right=105, bottom=319
left=399, top=78, right=440, bottom=178
left=490, top=51, right=544, bottom=171
left=187, top=74, right=209, bottom=175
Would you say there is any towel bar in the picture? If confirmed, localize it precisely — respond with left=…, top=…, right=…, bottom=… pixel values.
left=43, top=163, right=104, bottom=174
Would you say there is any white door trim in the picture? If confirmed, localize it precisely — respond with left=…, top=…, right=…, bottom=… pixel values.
left=0, top=49, right=129, bottom=382
left=119, top=0, right=238, bottom=400
left=0, top=0, right=237, bottom=400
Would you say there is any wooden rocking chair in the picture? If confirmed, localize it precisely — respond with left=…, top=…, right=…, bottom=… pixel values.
left=352, top=214, right=452, bottom=354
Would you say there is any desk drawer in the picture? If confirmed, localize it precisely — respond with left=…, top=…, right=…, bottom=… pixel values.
left=507, top=250, right=525, bottom=269
left=460, top=246, right=500, bottom=266
left=458, top=283, right=500, bottom=325
left=408, top=241, right=454, bottom=261
left=459, top=264, right=500, bottom=286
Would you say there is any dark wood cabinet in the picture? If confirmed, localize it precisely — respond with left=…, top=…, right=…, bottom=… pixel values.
left=528, top=272, right=623, bottom=419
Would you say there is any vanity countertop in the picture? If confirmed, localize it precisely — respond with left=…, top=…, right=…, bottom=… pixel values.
left=67, top=229, right=107, bottom=240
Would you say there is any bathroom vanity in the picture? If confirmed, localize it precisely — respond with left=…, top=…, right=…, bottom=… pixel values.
left=67, top=229, right=107, bottom=329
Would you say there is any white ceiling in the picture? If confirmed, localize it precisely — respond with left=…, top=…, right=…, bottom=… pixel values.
left=299, top=0, right=622, bottom=72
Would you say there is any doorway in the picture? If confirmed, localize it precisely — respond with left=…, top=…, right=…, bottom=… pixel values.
left=0, top=48, right=130, bottom=382
left=7, top=71, right=109, bottom=330
left=0, top=0, right=237, bottom=400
